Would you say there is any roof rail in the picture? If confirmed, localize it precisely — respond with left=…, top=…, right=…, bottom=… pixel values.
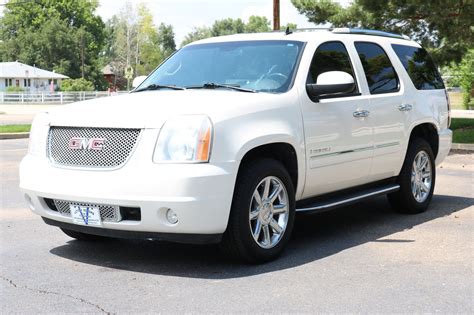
left=331, top=28, right=410, bottom=40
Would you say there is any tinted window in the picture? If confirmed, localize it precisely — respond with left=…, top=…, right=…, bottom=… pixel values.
left=307, top=41, right=357, bottom=93
left=355, top=42, right=399, bottom=94
left=392, top=44, right=444, bottom=90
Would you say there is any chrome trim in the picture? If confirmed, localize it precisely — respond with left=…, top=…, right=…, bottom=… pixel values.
left=310, top=141, right=399, bottom=159
left=375, top=141, right=400, bottom=149
left=296, top=184, right=400, bottom=212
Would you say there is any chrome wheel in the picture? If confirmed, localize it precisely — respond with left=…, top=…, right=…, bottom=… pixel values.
left=411, top=151, right=432, bottom=203
left=249, top=176, right=289, bottom=249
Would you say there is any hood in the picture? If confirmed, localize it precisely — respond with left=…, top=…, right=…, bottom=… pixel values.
left=48, top=90, right=282, bottom=129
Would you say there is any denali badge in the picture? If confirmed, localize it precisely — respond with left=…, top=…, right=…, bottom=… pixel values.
left=68, top=137, right=106, bottom=151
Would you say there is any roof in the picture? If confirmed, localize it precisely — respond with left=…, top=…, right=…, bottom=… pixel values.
left=187, top=29, right=420, bottom=48
left=102, top=64, right=115, bottom=75
left=0, top=61, right=69, bottom=79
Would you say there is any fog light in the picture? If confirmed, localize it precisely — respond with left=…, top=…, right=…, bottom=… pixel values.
left=166, top=208, right=178, bottom=224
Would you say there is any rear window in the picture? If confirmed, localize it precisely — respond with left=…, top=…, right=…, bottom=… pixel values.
left=391, top=44, right=444, bottom=90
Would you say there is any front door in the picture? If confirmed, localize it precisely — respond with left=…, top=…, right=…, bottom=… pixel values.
left=300, top=41, right=374, bottom=198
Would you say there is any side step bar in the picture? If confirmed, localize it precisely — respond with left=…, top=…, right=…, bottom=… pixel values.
left=296, top=184, right=400, bottom=213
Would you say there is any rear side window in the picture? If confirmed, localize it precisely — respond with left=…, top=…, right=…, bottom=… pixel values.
left=355, top=42, right=399, bottom=94
left=307, top=41, right=358, bottom=94
left=391, top=44, right=444, bottom=90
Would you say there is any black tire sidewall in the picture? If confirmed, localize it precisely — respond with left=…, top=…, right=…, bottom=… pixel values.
left=227, top=159, right=295, bottom=262
left=396, top=138, right=436, bottom=213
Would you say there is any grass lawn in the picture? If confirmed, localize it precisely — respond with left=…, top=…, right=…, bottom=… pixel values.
left=451, top=118, right=474, bottom=144
left=0, top=124, right=31, bottom=133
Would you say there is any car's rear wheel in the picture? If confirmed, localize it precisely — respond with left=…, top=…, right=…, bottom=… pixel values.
left=60, top=228, right=108, bottom=241
left=388, top=138, right=436, bottom=214
left=220, top=159, right=295, bottom=263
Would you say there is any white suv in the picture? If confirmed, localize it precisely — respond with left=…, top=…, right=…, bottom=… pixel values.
left=20, top=28, right=452, bottom=262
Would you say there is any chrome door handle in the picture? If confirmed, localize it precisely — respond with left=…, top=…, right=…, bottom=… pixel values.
left=398, top=104, right=413, bottom=111
left=353, top=110, right=370, bottom=118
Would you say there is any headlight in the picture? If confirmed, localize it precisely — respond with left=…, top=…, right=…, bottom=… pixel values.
left=153, top=115, right=213, bottom=163
left=28, top=112, right=50, bottom=156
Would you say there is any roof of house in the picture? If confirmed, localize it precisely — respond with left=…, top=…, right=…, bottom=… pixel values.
left=0, top=61, right=69, bottom=79
left=102, top=64, right=115, bottom=76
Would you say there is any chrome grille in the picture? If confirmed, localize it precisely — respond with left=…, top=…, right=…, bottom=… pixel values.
left=54, top=200, right=121, bottom=222
left=48, top=127, right=141, bottom=168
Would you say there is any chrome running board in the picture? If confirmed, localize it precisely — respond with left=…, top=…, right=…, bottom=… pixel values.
left=296, top=184, right=400, bottom=213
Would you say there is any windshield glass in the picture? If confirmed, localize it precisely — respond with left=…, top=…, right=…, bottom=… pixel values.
left=139, top=40, right=305, bottom=93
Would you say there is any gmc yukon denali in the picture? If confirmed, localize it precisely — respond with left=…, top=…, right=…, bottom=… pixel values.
left=20, top=28, right=452, bottom=262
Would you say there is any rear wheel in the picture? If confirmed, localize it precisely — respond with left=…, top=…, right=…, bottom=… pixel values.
left=220, top=159, right=295, bottom=263
left=60, top=228, right=108, bottom=241
left=388, top=138, right=436, bottom=214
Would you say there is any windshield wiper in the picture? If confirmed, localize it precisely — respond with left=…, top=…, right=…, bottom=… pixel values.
left=186, top=83, right=257, bottom=93
left=133, top=83, right=186, bottom=92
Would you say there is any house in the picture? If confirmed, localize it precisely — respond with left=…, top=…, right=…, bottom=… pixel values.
left=102, top=64, right=116, bottom=91
left=0, top=61, right=69, bottom=92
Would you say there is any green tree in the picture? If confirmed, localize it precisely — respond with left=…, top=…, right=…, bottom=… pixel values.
left=245, top=16, right=272, bottom=33
left=181, top=26, right=213, bottom=46
left=291, top=0, right=474, bottom=65
left=60, top=78, right=95, bottom=92
left=0, top=0, right=106, bottom=88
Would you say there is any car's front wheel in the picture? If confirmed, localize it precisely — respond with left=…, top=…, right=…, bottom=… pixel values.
left=220, top=159, right=295, bottom=263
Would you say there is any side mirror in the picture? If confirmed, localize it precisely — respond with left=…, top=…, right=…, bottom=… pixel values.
left=132, top=76, right=147, bottom=88
left=306, top=71, right=355, bottom=101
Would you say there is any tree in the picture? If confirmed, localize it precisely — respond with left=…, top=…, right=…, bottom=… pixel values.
left=60, top=78, right=95, bottom=92
left=181, top=16, right=285, bottom=47
left=103, top=2, right=177, bottom=87
left=291, top=0, right=474, bottom=65
left=245, top=16, right=272, bottom=33
left=0, top=0, right=106, bottom=88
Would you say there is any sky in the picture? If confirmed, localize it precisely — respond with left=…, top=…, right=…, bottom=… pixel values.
left=1, top=0, right=352, bottom=45
left=96, top=0, right=352, bottom=45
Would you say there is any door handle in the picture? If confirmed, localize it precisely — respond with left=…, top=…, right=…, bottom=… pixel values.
left=353, top=110, right=370, bottom=118
left=398, top=104, right=413, bottom=111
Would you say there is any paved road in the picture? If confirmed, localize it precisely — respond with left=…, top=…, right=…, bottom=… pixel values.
left=1, top=139, right=472, bottom=313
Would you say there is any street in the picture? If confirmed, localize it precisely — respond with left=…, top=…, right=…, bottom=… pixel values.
left=0, top=139, right=472, bottom=313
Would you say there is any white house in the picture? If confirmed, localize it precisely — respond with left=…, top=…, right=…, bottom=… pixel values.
left=0, top=61, right=69, bottom=92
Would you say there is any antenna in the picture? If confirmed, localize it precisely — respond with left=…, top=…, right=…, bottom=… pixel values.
left=285, top=26, right=293, bottom=35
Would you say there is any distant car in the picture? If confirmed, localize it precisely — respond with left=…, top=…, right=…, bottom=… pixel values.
left=20, top=28, right=452, bottom=263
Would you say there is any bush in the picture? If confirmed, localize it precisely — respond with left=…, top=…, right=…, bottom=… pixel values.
left=6, top=86, right=25, bottom=92
left=60, top=78, right=95, bottom=92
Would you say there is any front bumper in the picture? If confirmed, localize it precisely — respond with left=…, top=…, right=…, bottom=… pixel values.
left=435, top=128, right=452, bottom=166
left=20, top=139, right=239, bottom=238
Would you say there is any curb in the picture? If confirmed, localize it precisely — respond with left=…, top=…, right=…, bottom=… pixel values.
left=0, top=132, right=29, bottom=140
left=451, top=143, right=474, bottom=151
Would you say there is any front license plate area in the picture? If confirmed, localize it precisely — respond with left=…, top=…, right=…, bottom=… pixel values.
left=70, top=205, right=102, bottom=226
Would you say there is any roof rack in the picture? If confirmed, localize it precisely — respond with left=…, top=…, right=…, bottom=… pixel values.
left=331, top=28, right=409, bottom=40
left=286, top=27, right=409, bottom=40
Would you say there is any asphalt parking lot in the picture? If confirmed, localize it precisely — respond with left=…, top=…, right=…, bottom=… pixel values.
left=0, top=138, right=472, bottom=313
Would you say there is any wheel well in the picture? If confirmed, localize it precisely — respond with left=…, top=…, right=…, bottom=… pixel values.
left=409, top=123, right=439, bottom=157
left=239, top=143, right=298, bottom=190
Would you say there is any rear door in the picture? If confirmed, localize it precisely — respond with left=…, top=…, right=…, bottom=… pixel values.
left=300, top=41, right=374, bottom=198
left=352, top=41, right=407, bottom=181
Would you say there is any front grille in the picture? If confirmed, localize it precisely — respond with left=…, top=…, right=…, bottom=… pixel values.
left=48, top=127, right=141, bottom=168
left=53, top=199, right=121, bottom=222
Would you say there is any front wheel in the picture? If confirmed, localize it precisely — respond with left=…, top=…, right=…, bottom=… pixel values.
left=388, top=138, right=436, bottom=214
left=220, top=159, right=295, bottom=263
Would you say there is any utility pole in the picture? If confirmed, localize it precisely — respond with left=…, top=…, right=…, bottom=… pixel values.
left=273, top=0, right=280, bottom=31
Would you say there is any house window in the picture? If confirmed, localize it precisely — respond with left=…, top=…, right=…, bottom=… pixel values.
left=5, top=78, right=13, bottom=87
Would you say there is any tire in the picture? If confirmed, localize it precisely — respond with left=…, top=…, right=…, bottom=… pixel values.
left=60, top=228, right=108, bottom=241
left=220, top=158, right=295, bottom=263
left=388, top=138, right=436, bottom=214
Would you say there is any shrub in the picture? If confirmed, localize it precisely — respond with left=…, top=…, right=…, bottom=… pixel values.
left=6, top=86, right=25, bottom=92
left=60, top=78, right=95, bottom=92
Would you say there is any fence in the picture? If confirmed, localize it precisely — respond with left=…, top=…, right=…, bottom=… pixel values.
left=0, top=91, right=128, bottom=104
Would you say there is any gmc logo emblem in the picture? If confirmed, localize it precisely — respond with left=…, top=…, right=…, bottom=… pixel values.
left=68, top=137, right=106, bottom=151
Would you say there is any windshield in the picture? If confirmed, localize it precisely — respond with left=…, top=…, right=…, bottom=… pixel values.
left=139, top=40, right=305, bottom=93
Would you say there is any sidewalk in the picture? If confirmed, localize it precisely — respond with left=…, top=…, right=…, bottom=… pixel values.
left=451, top=110, right=474, bottom=119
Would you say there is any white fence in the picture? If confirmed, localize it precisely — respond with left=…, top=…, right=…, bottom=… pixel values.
left=0, top=91, right=128, bottom=104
